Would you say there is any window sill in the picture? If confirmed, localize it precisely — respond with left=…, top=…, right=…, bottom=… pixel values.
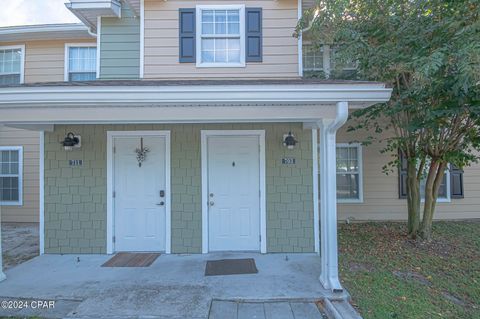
left=196, top=62, right=246, bottom=68
left=421, top=198, right=451, bottom=203
left=0, top=201, right=23, bottom=206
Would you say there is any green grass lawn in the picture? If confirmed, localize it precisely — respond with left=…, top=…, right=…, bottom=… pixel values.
left=339, top=221, right=480, bottom=319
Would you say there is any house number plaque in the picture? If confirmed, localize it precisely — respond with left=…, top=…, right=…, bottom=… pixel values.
left=69, top=160, right=83, bottom=167
left=282, top=158, right=296, bottom=165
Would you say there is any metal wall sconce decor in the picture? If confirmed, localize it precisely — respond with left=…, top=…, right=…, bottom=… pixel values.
left=62, top=132, right=81, bottom=151
left=283, top=132, right=298, bottom=149
left=135, top=137, right=150, bottom=167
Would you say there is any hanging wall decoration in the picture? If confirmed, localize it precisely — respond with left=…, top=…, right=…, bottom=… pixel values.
left=135, top=137, right=150, bottom=167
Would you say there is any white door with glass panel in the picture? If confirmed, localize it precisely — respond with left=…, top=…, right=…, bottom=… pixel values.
left=207, top=136, right=261, bottom=251
left=114, top=136, right=167, bottom=252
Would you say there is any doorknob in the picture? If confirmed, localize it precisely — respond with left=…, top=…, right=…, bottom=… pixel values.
left=156, top=201, right=165, bottom=206
left=209, top=193, right=214, bottom=198
left=209, top=201, right=215, bottom=206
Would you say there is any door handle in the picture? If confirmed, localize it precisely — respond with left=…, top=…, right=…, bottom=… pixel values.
left=156, top=201, right=165, bottom=206
left=209, top=201, right=215, bottom=206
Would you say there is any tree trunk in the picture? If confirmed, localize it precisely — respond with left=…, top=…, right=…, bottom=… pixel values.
left=419, top=161, right=447, bottom=240
left=406, top=160, right=421, bottom=238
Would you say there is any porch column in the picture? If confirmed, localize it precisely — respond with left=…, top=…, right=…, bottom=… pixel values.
left=318, top=101, right=348, bottom=291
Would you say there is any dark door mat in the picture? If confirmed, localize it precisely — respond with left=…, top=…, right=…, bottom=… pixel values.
left=205, top=258, right=258, bottom=276
left=102, top=252, right=160, bottom=267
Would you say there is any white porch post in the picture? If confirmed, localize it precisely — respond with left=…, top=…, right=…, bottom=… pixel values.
left=318, top=101, right=348, bottom=292
left=0, top=206, right=5, bottom=281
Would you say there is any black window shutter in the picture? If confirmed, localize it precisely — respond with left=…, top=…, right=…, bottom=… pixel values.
left=245, top=8, right=262, bottom=62
left=450, top=165, right=464, bottom=198
left=398, top=150, right=408, bottom=199
left=179, top=8, right=196, bottom=63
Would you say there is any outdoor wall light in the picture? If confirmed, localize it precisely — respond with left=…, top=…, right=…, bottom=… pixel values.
left=62, top=132, right=81, bottom=151
left=283, top=132, right=298, bottom=149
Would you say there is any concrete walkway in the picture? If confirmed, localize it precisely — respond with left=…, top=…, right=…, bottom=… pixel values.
left=209, top=300, right=327, bottom=319
left=0, top=253, right=348, bottom=318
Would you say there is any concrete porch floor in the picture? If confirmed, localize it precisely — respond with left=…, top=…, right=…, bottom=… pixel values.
left=0, top=252, right=347, bottom=318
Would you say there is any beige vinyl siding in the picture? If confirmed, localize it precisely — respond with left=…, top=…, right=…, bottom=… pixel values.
left=337, top=123, right=480, bottom=221
left=1, top=39, right=95, bottom=83
left=144, top=0, right=300, bottom=79
left=0, top=125, right=39, bottom=223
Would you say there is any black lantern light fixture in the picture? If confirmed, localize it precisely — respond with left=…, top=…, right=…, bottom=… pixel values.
left=283, top=132, right=298, bottom=149
left=62, top=132, right=81, bottom=151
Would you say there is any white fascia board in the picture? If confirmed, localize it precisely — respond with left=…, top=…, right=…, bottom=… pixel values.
left=0, top=105, right=338, bottom=125
left=0, top=84, right=392, bottom=108
left=0, top=24, right=94, bottom=41
left=65, top=0, right=122, bottom=32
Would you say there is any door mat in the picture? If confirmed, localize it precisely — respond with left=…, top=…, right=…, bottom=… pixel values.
left=205, top=258, right=258, bottom=276
left=102, top=253, right=160, bottom=267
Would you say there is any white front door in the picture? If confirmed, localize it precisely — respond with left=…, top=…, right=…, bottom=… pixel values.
left=207, top=135, right=261, bottom=251
left=114, top=136, right=167, bottom=252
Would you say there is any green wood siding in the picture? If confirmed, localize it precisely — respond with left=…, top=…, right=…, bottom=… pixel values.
left=100, top=6, right=140, bottom=79
left=44, top=124, right=314, bottom=254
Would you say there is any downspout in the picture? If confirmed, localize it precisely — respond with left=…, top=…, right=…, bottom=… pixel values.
left=329, top=102, right=348, bottom=133
left=319, top=101, right=348, bottom=292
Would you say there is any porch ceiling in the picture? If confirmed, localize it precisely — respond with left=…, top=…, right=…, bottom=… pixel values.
left=0, top=80, right=392, bottom=125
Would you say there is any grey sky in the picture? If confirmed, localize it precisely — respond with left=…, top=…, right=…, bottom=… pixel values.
left=0, top=0, right=80, bottom=27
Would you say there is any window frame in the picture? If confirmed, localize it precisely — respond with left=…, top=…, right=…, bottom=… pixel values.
left=64, top=43, right=98, bottom=82
left=0, top=146, right=23, bottom=206
left=0, top=45, right=25, bottom=84
left=420, top=164, right=451, bottom=203
left=302, top=44, right=324, bottom=72
left=336, top=143, right=364, bottom=203
left=195, top=4, right=246, bottom=68
left=302, top=43, right=358, bottom=76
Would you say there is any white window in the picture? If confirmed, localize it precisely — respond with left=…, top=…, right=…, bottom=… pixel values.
left=303, top=44, right=357, bottom=75
left=0, top=45, right=25, bottom=85
left=196, top=5, right=245, bottom=67
left=336, top=144, right=363, bottom=202
left=303, top=45, right=324, bottom=71
left=0, top=146, right=23, bottom=206
left=420, top=164, right=450, bottom=202
left=65, top=44, right=97, bottom=81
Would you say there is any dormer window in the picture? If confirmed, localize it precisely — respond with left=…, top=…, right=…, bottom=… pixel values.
left=196, top=5, right=245, bottom=67
left=65, top=44, right=97, bottom=81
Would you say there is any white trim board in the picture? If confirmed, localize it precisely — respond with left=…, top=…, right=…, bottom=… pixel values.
left=312, top=129, right=319, bottom=254
left=106, top=130, right=171, bottom=254
left=139, top=0, right=144, bottom=78
left=39, top=132, right=45, bottom=254
left=201, top=130, right=267, bottom=254
left=96, top=17, right=101, bottom=79
left=297, top=0, right=303, bottom=77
